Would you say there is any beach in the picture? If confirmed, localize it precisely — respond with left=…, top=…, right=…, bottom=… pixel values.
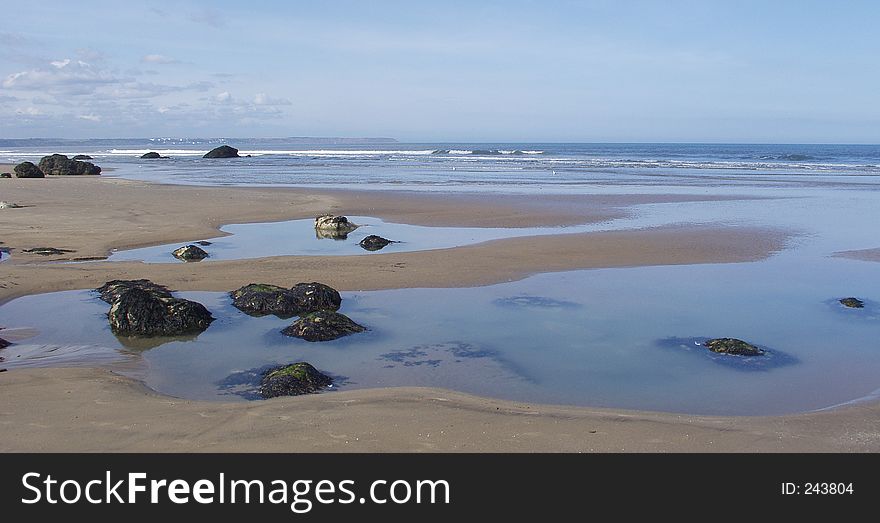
left=2, top=170, right=879, bottom=451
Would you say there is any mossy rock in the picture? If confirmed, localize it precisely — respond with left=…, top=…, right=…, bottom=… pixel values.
left=839, top=297, right=865, bottom=309
left=107, top=288, right=214, bottom=337
left=703, top=338, right=765, bottom=356
left=230, top=282, right=341, bottom=318
left=96, top=279, right=172, bottom=303
left=259, top=362, right=332, bottom=398
left=14, top=161, right=44, bottom=178
left=281, top=310, right=366, bottom=342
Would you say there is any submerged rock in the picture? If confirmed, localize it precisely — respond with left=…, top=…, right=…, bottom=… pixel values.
left=172, top=244, right=209, bottom=261
left=72, top=155, right=93, bottom=160
left=314, top=214, right=359, bottom=236
left=203, top=145, right=239, bottom=158
left=108, top=287, right=214, bottom=337
left=230, top=282, right=342, bottom=318
left=359, top=235, right=395, bottom=251
left=140, top=151, right=164, bottom=159
left=281, top=310, right=366, bottom=342
left=21, top=247, right=75, bottom=255
left=839, top=297, right=865, bottom=309
left=14, top=162, right=44, bottom=178
left=703, top=338, right=765, bottom=356
left=259, top=362, right=333, bottom=398
left=97, top=279, right=172, bottom=303
left=195, top=240, right=212, bottom=246
left=38, top=154, right=101, bottom=175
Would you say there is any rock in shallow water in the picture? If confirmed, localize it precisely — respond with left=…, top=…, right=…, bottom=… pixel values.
left=72, top=155, right=92, bottom=160
left=839, top=297, right=865, bottom=309
left=21, top=247, right=75, bottom=256
left=140, top=151, right=164, bottom=159
left=703, top=338, right=765, bottom=356
left=259, top=362, right=333, bottom=398
left=314, top=214, right=358, bottom=235
left=0, top=337, right=10, bottom=349
left=230, top=282, right=341, bottom=318
left=108, top=287, right=214, bottom=337
left=281, top=310, right=366, bottom=342
left=203, top=145, right=239, bottom=158
left=359, top=235, right=395, bottom=251
left=172, top=244, right=209, bottom=261
left=97, top=279, right=172, bottom=303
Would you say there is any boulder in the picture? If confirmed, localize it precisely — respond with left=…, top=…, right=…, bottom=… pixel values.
left=0, top=337, right=10, bottom=349
left=259, top=362, right=333, bottom=398
left=839, top=297, right=864, bottom=309
left=108, top=287, right=214, bottom=337
left=1, top=172, right=11, bottom=178
left=281, top=310, right=366, bottom=342
left=37, top=154, right=101, bottom=175
left=314, top=214, right=359, bottom=236
left=140, top=151, right=163, bottom=159
left=230, top=282, right=341, bottom=318
left=14, top=162, right=44, bottom=178
left=359, top=235, right=395, bottom=251
left=703, top=338, right=765, bottom=356
left=96, top=279, right=173, bottom=303
left=203, top=145, right=239, bottom=158
left=72, top=155, right=93, bottom=160
left=172, top=244, right=209, bottom=261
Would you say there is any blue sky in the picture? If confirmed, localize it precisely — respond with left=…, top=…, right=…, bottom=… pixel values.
left=1, top=0, right=878, bottom=142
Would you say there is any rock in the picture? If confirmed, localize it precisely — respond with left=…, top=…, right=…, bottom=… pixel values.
left=21, top=247, right=75, bottom=255
left=72, top=155, right=93, bottom=160
left=38, top=154, right=101, bottom=175
left=140, top=151, right=163, bottom=159
left=13, top=161, right=44, bottom=178
left=359, top=235, right=395, bottom=251
left=230, top=282, right=342, bottom=318
left=314, top=214, right=359, bottom=237
left=703, top=338, right=765, bottom=356
left=1, top=173, right=11, bottom=178
left=259, top=362, right=333, bottom=398
left=108, top=287, right=214, bottom=337
left=96, top=279, right=172, bottom=303
left=195, top=240, right=212, bottom=246
left=0, top=201, right=22, bottom=209
left=0, top=337, right=10, bottom=349
left=281, top=310, right=366, bottom=342
left=839, top=297, right=865, bottom=309
left=203, top=145, right=239, bottom=158
left=172, top=244, right=209, bottom=261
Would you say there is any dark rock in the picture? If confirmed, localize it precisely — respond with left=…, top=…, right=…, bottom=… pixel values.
left=195, top=240, right=212, bottom=246
left=96, top=279, right=172, bottom=303
left=203, top=145, right=239, bottom=158
left=281, top=310, right=366, bottom=342
left=140, top=151, right=163, bottom=159
left=314, top=214, right=358, bottom=236
left=72, top=155, right=93, bottom=160
left=839, top=297, right=865, bottom=309
left=0, top=337, right=10, bottom=349
left=108, top=287, right=214, bottom=337
left=38, top=154, right=101, bottom=175
left=259, top=362, right=333, bottom=398
left=172, top=244, right=209, bottom=261
left=703, top=338, right=765, bottom=356
left=230, top=282, right=342, bottom=318
left=14, top=162, right=44, bottom=178
left=359, top=235, right=395, bottom=251
left=21, top=247, right=75, bottom=255
left=1, top=172, right=11, bottom=178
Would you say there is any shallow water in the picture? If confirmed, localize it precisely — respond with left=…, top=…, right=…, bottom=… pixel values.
left=2, top=248, right=879, bottom=415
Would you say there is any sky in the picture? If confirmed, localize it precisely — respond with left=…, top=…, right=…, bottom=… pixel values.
left=0, top=0, right=878, bottom=142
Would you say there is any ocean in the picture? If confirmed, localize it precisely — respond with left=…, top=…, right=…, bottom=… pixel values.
left=2, top=140, right=880, bottom=191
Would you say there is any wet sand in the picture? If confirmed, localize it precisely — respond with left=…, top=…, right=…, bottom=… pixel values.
left=3, top=173, right=873, bottom=453
left=834, top=247, right=880, bottom=263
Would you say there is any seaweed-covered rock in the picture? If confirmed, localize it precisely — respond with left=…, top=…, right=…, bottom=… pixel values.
left=38, top=154, right=101, bottom=175
left=140, top=151, right=163, bottom=159
left=314, top=214, right=359, bottom=236
left=1, top=172, right=12, bottom=178
left=172, top=244, right=209, bottom=261
left=21, top=247, right=75, bottom=255
left=359, top=235, right=395, bottom=251
left=703, top=338, right=765, bottom=356
left=72, top=155, right=93, bottom=160
left=14, top=161, right=44, bottom=178
left=281, top=310, right=366, bottom=342
left=203, top=145, right=239, bottom=158
left=839, top=297, right=865, bottom=309
left=259, top=362, right=333, bottom=398
left=230, top=282, right=342, bottom=318
left=97, top=279, right=172, bottom=303
left=108, top=287, right=214, bottom=336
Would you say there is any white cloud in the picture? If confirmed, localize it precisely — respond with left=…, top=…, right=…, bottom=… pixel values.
left=142, top=54, right=178, bottom=64
left=77, top=114, right=101, bottom=122
left=50, top=59, right=71, bottom=68
left=158, top=106, right=170, bottom=113
left=215, top=91, right=231, bottom=102
left=3, top=59, right=119, bottom=95
left=254, top=92, right=291, bottom=106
